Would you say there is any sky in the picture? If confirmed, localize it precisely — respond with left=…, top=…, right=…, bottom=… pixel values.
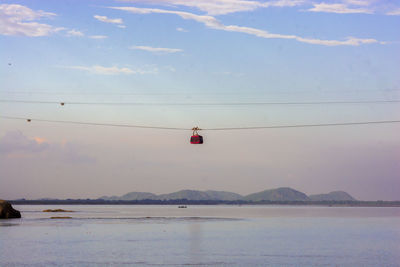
left=0, top=0, right=399, bottom=200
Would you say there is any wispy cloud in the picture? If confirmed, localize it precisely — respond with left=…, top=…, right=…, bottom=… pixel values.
left=89, top=35, right=108, bottom=39
left=176, top=27, right=188, bottom=32
left=117, top=0, right=305, bottom=15
left=386, top=8, right=400, bottom=15
left=64, top=65, right=157, bottom=75
left=130, top=45, right=183, bottom=53
left=343, top=0, right=371, bottom=6
left=111, top=6, right=383, bottom=46
left=0, top=131, right=95, bottom=163
left=0, top=4, right=63, bottom=36
left=118, top=0, right=400, bottom=16
left=307, top=3, right=373, bottom=14
left=0, top=131, right=48, bottom=154
left=94, top=14, right=124, bottom=25
left=67, top=29, right=84, bottom=37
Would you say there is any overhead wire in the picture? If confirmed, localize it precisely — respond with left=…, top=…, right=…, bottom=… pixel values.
left=1, top=99, right=400, bottom=106
left=1, top=115, right=400, bottom=131
left=0, top=116, right=188, bottom=130
left=0, top=91, right=189, bottom=96
left=1, top=88, right=400, bottom=95
left=2, top=95, right=399, bottom=130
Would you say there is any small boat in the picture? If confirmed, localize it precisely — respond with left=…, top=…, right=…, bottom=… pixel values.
left=178, top=205, right=187, bottom=208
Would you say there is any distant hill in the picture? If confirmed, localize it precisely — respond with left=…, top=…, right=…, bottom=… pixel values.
left=243, top=187, right=310, bottom=201
left=99, top=195, right=119, bottom=201
left=158, top=190, right=243, bottom=201
left=100, top=190, right=243, bottom=201
left=99, top=188, right=355, bottom=202
left=158, top=190, right=210, bottom=200
left=309, top=191, right=356, bottom=201
left=101, top=192, right=157, bottom=201
left=121, top=192, right=158, bottom=200
left=204, top=190, right=243, bottom=201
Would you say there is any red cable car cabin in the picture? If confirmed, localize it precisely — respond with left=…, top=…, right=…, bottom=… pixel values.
left=190, top=127, right=203, bottom=144
left=190, top=134, right=203, bottom=144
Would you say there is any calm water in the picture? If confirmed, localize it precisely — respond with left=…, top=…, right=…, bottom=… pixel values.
left=1, top=205, right=400, bottom=266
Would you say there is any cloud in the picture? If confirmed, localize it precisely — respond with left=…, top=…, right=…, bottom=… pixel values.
left=117, top=0, right=305, bottom=15
left=0, top=131, right=94, bottom=163
left=307, top=3, right=373, bottom=14
left=89, top=35, right=108, bottom=39
left=386, top=8, right=400, bottom=15
left=176, top=27, right=188, bottom=32
left=0, top=131, right=49, bottom=154
left=295, top=36, right=379, bottom=46
left=111, top=6, right=382, bottom=46
left=308, top=1, right=400, bottom=16
left=67, top=29, right=84, bottom=37
left=271, top=0, right=305, bottom=7
left=94, top=14, right=123, bottom=24
left=117, top=0, right=400, bottom=16
left=34, top=137, right=46, bottom=144
left=53, top=142, right=96, bottom=164
left=0, top=4, right=63, bottom=36
left=64, top=65, right=158, bottom=75
left=129, top=45, right=183, bottom=53
left=343, top=0, right=371, bottom=6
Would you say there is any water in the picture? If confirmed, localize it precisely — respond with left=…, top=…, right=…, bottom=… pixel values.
left=1, top=205, right=400, bottom=266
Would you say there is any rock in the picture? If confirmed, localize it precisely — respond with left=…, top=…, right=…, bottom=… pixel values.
left=43, top=209, right=74, bottom=212
left=0, top=200, right=21, bottom=219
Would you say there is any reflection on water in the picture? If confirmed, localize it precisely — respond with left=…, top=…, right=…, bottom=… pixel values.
left=189, top=223, right=202, bottom=264
left=1, top=205, right=400, bottom=266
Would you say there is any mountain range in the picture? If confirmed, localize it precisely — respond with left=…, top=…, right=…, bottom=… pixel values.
left=100, top=188, right=356, bottom=202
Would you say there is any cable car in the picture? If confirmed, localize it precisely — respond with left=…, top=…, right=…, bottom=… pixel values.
left=190, top=127, right=203, bottom=144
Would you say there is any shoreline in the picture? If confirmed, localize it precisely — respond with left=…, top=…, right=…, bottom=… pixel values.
left=8, top=200, right=400, bottom=207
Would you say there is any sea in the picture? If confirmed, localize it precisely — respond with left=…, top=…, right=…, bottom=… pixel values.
left=1, top=205, right=399, bottom=266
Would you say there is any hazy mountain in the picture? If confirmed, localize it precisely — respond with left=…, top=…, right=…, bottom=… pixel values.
left=122, top=192, right=158, bottom=200
left=99, top=195, right=119, bottom=201
left=243, top=187, right=310, bottom=201
left=157, top=190, right=242, bottom=201
left=99, top=188, right=355, bottom=202
left=204, top=190, right=243, bottom=201
left=309, top=191, right=356, bottom=201
left=100, top=192, right=157, bottom=201
left=157, top=190, right=210, bottom=200
left=100, top=190, right=243, bottom=201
